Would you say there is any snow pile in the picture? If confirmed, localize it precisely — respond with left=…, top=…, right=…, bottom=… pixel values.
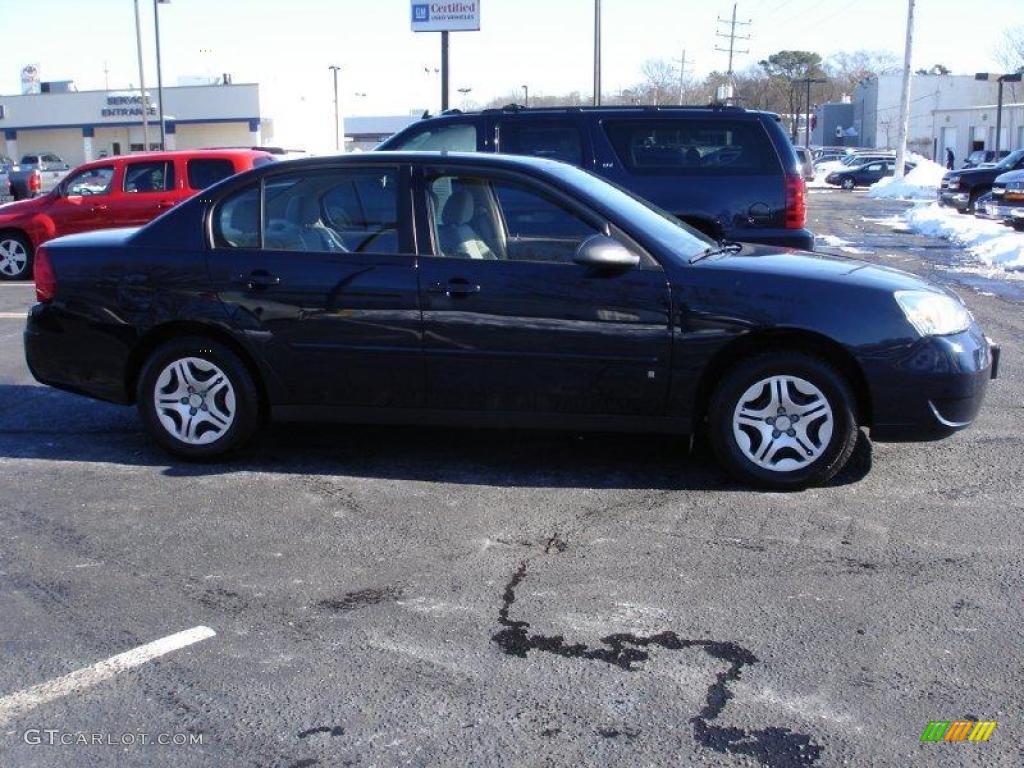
left=868, top=154, right=944, bottom=200
left=903, top=203, right=1024, bottom=271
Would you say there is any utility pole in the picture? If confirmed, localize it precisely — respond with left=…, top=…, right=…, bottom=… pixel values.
left=715, top=3, right=750, bottom=76
left=894, top=0, right=915, bottom=180
left=153, top=0, right=170, bottom=151
left=522, top=84, right=529, bottom=107
left=132, top=0, right=150, bottom=151
left=673, top=48, right=691, bottom=105
left=593, top=0, right=602, bottom=106
left=328, top=65, right=341, bottom=152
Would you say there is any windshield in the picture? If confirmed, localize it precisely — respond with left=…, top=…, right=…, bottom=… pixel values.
left=996, top=149, right=1024, bottom=170
left=545, top=163, right=714, bottom=261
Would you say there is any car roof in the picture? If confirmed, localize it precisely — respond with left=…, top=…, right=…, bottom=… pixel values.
left=78, top=148, right=271, bottom=170
left=267, top=150, right=580, bottom=175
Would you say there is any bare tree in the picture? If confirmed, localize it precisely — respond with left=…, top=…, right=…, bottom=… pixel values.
left=638, top=58, right=679, bottom=105
left=997, top=27, right=1024, bottom=73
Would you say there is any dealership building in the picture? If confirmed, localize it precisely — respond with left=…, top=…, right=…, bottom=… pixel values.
left=0, top=82, right=267, bottom=165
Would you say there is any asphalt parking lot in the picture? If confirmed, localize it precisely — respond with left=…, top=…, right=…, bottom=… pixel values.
left=1, top=191, right=1022, bottom=767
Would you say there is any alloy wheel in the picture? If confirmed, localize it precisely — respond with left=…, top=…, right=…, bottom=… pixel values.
left=732, top=375, right=834, bottom=473
left=153, top=357, right=236, bottom=445
left=0, top=238, right=28, bottom=277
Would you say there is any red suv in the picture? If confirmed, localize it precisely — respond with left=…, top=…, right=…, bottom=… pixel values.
left=0, top=148, right=275, bottom=279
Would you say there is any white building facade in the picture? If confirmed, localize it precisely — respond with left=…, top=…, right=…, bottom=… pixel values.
left=0, top=83, right=267, bottom=165
left=932, top=102, right=1024, bottom=164
left=852, top=74, right=1002, bottom=158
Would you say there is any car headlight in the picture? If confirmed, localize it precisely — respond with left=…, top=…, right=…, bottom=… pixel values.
left=946, top=176, right=960, bottom=190
left=895, top=290, right=973, bottom=336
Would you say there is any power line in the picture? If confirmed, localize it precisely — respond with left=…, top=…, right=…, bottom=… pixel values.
left=715, top=3, right=751, bottom=76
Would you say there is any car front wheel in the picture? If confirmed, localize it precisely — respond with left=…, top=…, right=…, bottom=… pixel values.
left=137, top=337, right=259, bottom=459
left=709, top=352, right=859, bottom=490
left=841, top=178, right=856, bottom=191
left=0, top=233, right=32, bottom=280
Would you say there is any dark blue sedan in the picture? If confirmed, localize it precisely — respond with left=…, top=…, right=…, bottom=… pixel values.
left=24, top=153, right=998, bottom=489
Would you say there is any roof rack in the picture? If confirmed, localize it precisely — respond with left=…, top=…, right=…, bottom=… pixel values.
left=476, top=103, right=748, bottom=115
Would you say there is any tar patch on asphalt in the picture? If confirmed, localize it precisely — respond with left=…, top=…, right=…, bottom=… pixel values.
left=492, top=558, right=823, bottom=766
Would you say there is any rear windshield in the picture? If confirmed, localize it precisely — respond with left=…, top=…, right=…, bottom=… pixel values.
left=187, top=158, right=237, bottom=190
left=603, top=119, right=780, bottom=175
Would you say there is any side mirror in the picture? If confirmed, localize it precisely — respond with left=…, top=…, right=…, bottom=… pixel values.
left=573, top=235, right=639, bottom=269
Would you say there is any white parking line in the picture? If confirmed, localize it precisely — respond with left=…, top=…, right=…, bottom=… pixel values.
left=0, top=626, right=215, bottom=725
left=0, top=312, right=27, bottom=319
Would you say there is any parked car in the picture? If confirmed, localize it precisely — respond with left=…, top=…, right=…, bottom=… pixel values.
left=981, top=170, right=1024, bottom=230
left=812, top=147, right=851, bottom=164
left=378, top=105, right=814, bottom=251
left=0, top=148, right=275, bottom=280
left=24, top=152, right=998, bottom=489
left=794, top=146, right=815, bottom=180
left=0, top=161, right=12, bottom=205
left=826, top=160, right=915, bottom=190
left=9, top=152, right=71, bottom=200
left=962, top=149, right=1010, bottom=169
left=940, top=149, right=1024, bottom=212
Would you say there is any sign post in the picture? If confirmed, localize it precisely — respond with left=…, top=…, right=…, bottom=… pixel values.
left=411, top=2, right=481, bottom=113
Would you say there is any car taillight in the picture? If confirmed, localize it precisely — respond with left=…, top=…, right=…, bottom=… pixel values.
left=34, top=245, right=56, bottom=303
left=784, top=173, right=806, bottom=230
left=29, top=169, right=41, bottom=194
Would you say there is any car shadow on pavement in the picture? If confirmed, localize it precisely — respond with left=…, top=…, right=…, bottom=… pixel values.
left=0, top=385, right=871, bottom=491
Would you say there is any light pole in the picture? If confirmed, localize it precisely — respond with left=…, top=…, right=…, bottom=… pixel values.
left=976, top=72, right=1023, bottom=156
left=153, top=0, right=171, bottom=150
left=329, top=65, right=341, bottom=152
left=132, top=0, right=150, bottom=150
left=522, top=84, right=529, bottom=107
left=794, top=77, right=827, bottom=148
left=593, top=0, right=602, bottom=106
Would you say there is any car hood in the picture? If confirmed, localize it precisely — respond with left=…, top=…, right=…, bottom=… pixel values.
left=0, top=194, right=53, bottom=218
left=994, top=169, right=1024, bottom=184
left=696, top=243, right=947, bottom=295
left=947, top=166, right=1004, bottom=182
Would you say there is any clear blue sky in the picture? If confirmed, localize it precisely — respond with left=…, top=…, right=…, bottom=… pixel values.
left=1, top=0, right=1018, bottom=150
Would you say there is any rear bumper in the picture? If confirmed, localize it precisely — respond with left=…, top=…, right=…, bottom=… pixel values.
left=728, top=227, right=815, bottom=252
left=24, top=302, right=132, bottom=404
left=868, top=324, right=997, bottom=442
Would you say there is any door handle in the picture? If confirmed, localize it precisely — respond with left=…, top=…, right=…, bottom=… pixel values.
left=156, top=200, right=177, bottom=210
left=90, top=204, right=109, bottom=213
left=244, top=270, right=281, bottom=290
left=429, top=279, right=480, bottom=297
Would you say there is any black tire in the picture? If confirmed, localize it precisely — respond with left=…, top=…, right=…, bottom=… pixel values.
left=0, top=232, right=33, bottom=281
left=137, top=336, right=260, bottom=459
left=1012, top=220, right=1024, bottom=232
left=841, top=177, right=856, bottom=191
left=708, top=351, right=859, bottom=490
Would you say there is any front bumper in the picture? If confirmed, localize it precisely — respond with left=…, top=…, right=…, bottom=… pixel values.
left=939, top=190, right=970, bottom=209
left=980, top=198, right=1024, bottom=221
left=867, top=324, right=998, bottom=442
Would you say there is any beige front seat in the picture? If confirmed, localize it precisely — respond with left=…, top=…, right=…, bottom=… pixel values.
left=438, top=189, right=497, bottom=259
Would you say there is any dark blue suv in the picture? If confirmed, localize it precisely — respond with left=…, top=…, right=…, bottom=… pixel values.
left=378, top=105, right=813, bottom=250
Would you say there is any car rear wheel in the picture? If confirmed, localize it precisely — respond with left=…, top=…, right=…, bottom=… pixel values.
left=137, top=337, right=259, bottom=459
left=0, top=233, right=32, bottom=280
left=709, top=352, right=859, bottom=490
left=841, top=177, right=856, bottom=191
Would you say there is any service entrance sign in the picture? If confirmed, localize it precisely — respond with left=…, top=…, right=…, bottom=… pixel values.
left=411, top=1, right=480, bottom=32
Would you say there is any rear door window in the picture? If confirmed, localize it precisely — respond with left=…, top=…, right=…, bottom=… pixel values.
left=123, top=161, right=176, bottom=193
left=604, top=119, right=779, bottom=175
left=187, top=158, right=237, bottom=190
left=213, top=185, right=260, bottom=248
left=497, top=120, right=584, bottom=164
